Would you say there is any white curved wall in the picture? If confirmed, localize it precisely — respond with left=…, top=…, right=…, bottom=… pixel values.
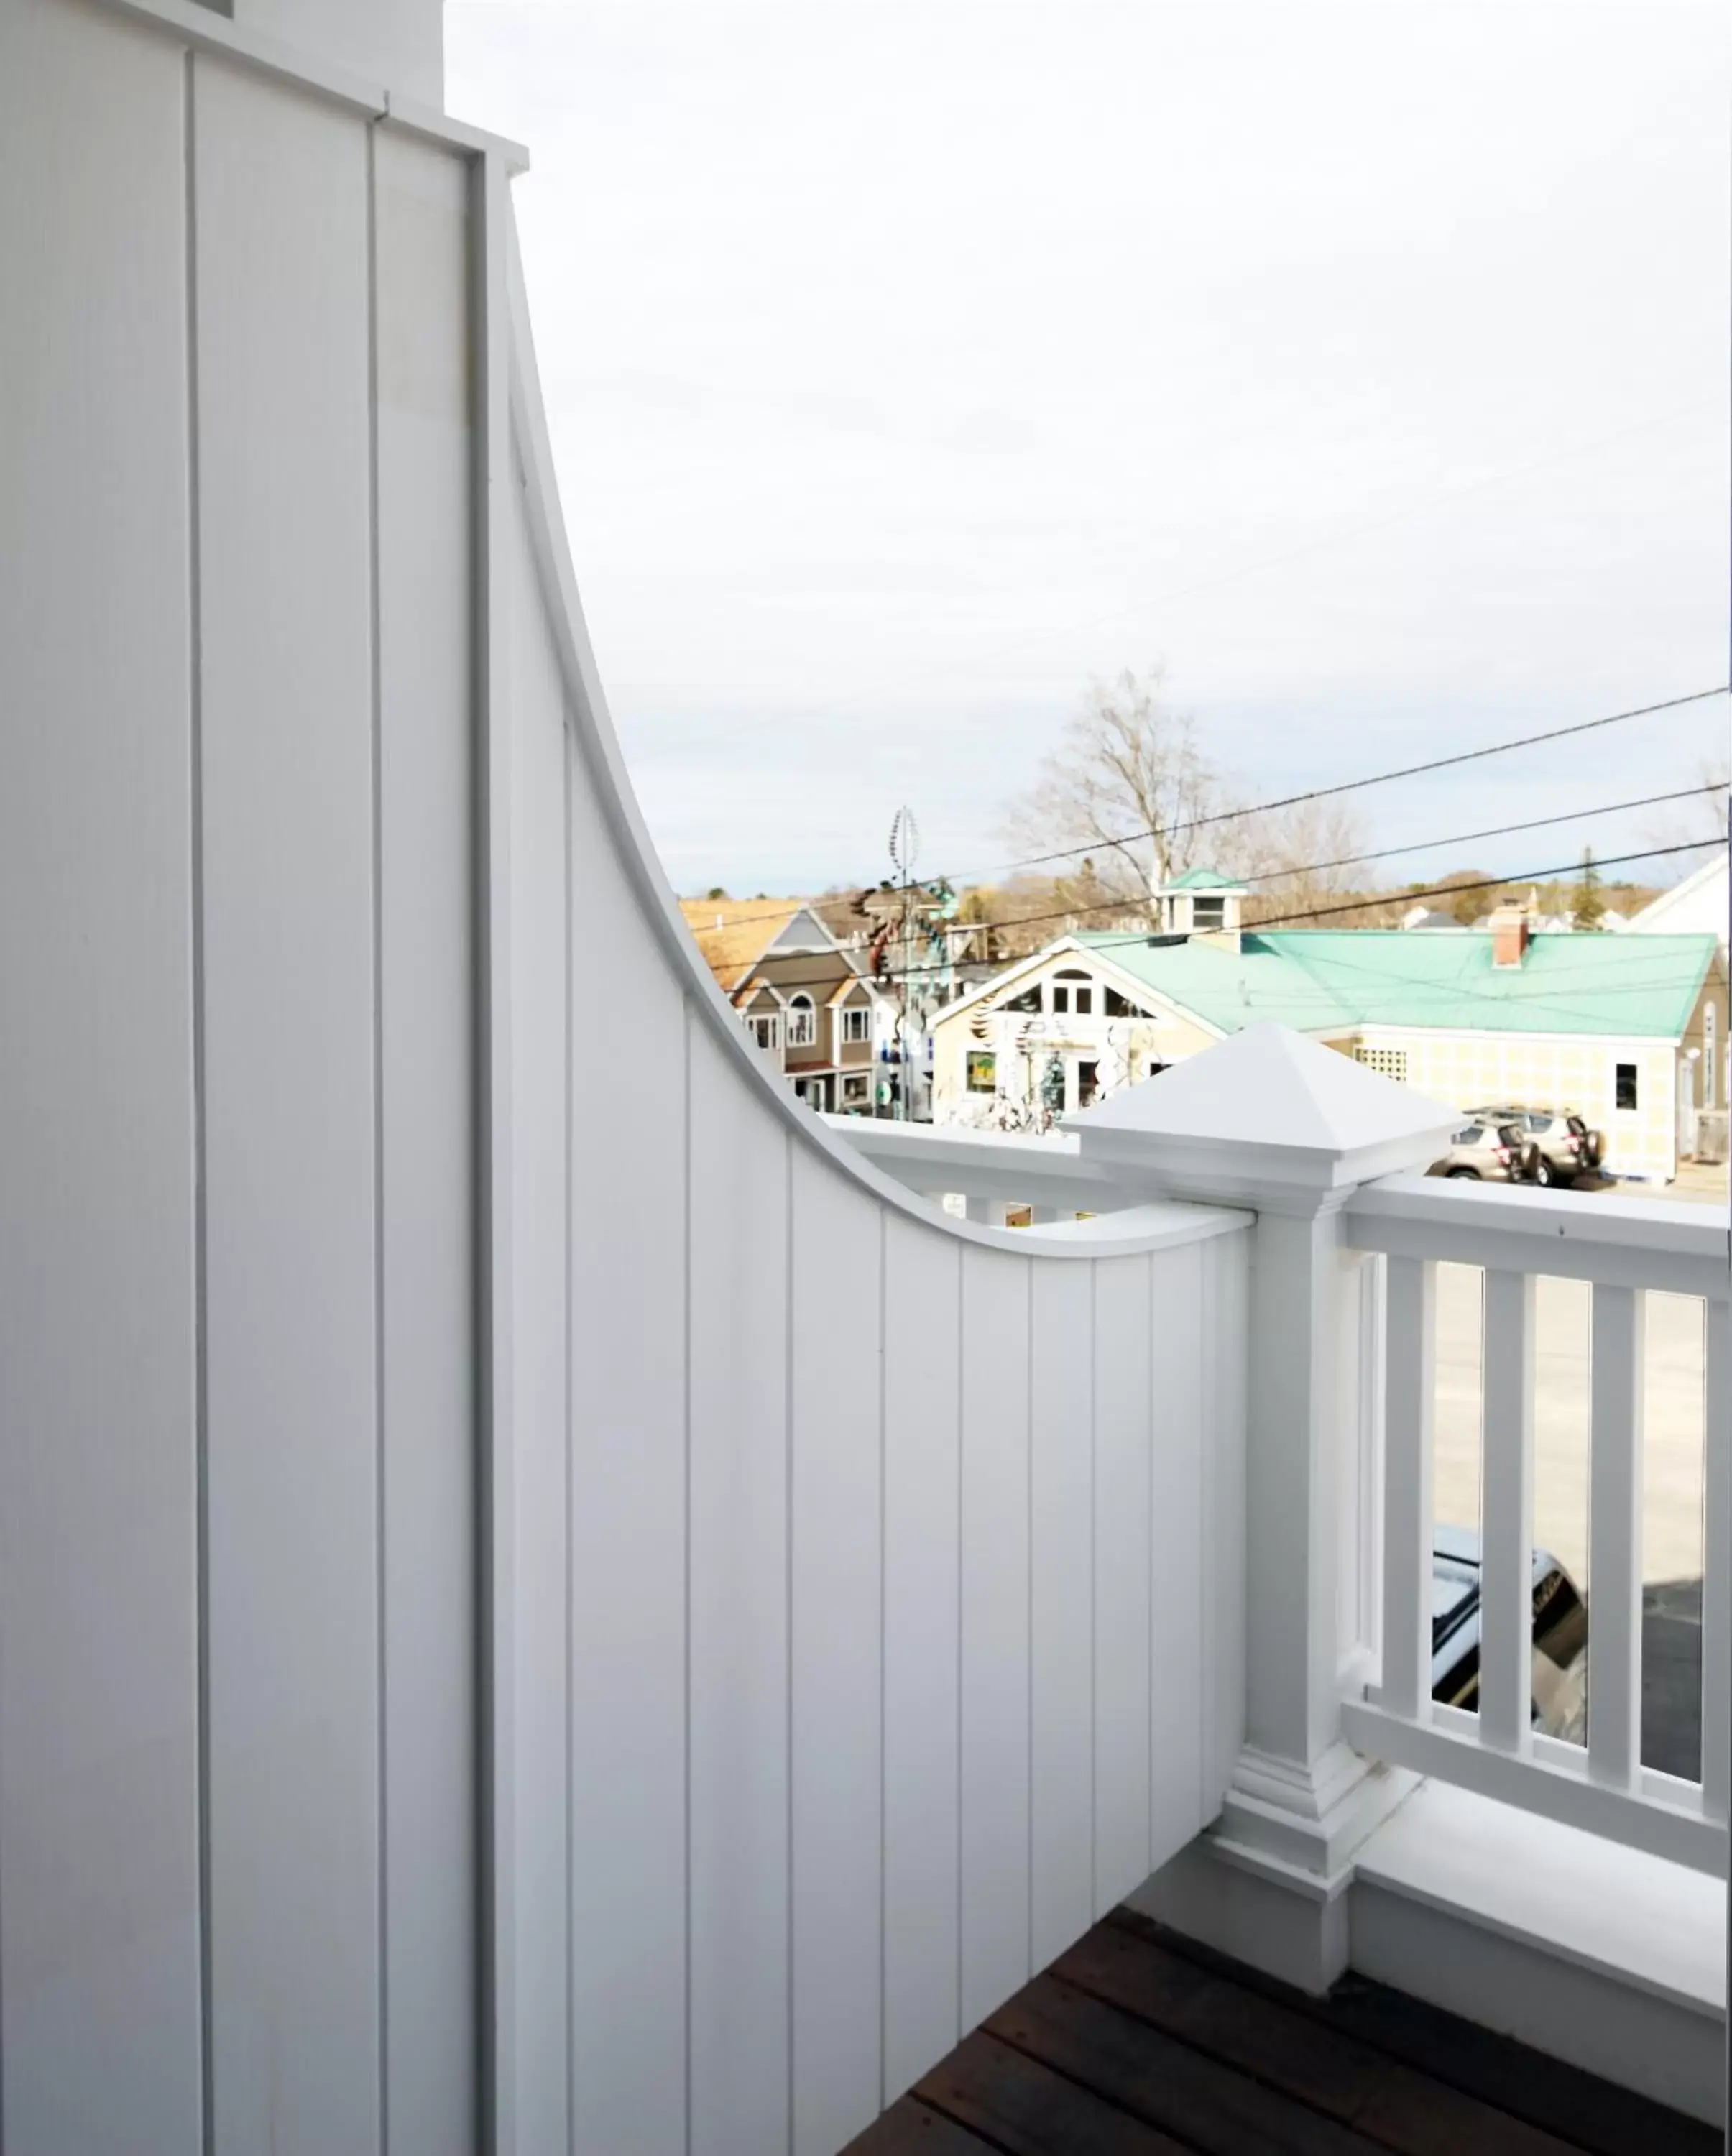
left=0, top=5, right=1250, bottom=2152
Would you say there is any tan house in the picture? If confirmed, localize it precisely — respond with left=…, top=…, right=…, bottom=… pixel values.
left=931, top=877, right=1726, bottom=1181
left=681, top=898, right=885, bottom=1113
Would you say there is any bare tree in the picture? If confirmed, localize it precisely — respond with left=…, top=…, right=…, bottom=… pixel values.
left=1235, top=794, right=1369, bottom=922
left=1000, top=668, right=1232, bottom=909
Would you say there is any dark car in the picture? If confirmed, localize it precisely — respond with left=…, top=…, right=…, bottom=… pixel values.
left=1432, top=1525, right=1588, bottom=1740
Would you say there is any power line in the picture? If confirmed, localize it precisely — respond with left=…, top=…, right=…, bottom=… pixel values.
left=676, top=684, right=1729, bottom=945
left=839, top=836, right=1725, bottom=990
left=1230, top=781, right=1723, bottom=890
left=974, top=686, right=1728, bottom=884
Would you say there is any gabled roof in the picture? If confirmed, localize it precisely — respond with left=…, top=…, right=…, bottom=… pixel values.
left=1628, top=849, right=1728, bottom=934
left=826, top=976, right=872, bottom=1006
left=1166, top=865, right=1245, bottom=891
left=678, top=898, right=860, bottom=991
left=1077, top=928, right=1719, bottom=1039
left=936, top=927, right=1720, bottom=1043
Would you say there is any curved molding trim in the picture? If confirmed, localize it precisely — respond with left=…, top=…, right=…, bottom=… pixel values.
left=499, top=206, right=1232, bottom=1261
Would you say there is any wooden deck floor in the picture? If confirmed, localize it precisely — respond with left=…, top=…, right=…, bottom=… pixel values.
left=846, top=1908, right=1720, bottom=2156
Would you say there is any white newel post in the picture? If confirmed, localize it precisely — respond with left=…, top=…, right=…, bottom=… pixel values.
left=1067, top=1023, right=1460, bottom=1990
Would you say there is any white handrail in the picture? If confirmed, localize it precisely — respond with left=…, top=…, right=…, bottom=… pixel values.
left=1346, top=1172, right=1730, bottom=1300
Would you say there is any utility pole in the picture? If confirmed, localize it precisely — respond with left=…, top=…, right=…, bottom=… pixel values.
left=888, top=807, right=919, bottom=1123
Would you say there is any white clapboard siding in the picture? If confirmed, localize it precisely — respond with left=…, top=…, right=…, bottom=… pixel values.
left=503, top=461, right=571, bottom=2151
left=1028, top=1262, right=1098, bottom=1968
left=1092, top=1256, right=1156, bottom=1907
left=883, top=1220, right=964, bottom=2099
left=0, top=6, right=202, bottom=2152
left=374, top=121, right=479, bottom=2155
left=959, top=1245, right=1035, bottom=2029
left=688, top=1022, right=793, bottom=2156
left=193, top=53, right=383, bottom=2156
left=789, top=1153, right=887, bottom=2156
left=3, top=11, right=1256, bottom=2155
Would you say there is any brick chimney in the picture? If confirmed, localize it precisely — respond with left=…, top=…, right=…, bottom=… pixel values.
left=1489, top=902, right=1531, bottom=969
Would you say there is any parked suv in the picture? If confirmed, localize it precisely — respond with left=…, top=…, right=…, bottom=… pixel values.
left=1465, top=1105, right=1605, bottom=1188
left=1434, top=1119, right=1537, bottom=1181
left=1432, top=1526, right=1588, bottom=1741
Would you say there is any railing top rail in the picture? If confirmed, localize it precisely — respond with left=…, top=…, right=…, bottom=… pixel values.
left=1345, top=1171, right=1731, bottom=1302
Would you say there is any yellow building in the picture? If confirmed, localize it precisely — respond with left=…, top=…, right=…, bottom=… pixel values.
left=931, top=884, right=1724, bottom=1183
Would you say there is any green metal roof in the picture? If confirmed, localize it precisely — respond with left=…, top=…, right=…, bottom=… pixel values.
left=1074, top=929, right=1718, bottom=1040
left=1166, top=865, right=1243, bottom=890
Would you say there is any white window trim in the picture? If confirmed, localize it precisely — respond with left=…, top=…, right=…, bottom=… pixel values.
left=786, top=992, right=817, bottom=1049
left=747, top=1009, right=783, bottom=1053
left=839, top=1003, right=872, bottom=1044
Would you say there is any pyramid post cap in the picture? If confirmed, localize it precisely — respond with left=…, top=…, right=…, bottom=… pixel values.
left=1063, top=1022, right=1459, bottom=1211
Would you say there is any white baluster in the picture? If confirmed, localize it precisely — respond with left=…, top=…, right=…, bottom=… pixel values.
left=1381, top=1255, right=1437, bottom=1723
left=1588, top=1284, right=1644, bottom=1792
left=1479, top=1269, right=1537, bottom=1756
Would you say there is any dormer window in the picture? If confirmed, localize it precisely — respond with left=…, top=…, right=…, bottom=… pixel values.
left=1050, top=967, right=1093, bottom=1016
left=840, top=1004, right=871, bottom=1044
left=749, top=1012, right=782, bottom=1052
left=786, top=992, right=816, bottom=1049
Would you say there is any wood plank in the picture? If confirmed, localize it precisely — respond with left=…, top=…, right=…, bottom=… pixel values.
left=1093, top=1257, right=1155, bottom=1909
left=372, top=121, right=478, bottom=2154
left=688, top=1020, right=791, bottom=2156
left=959, top=1244, right=1034, bottom=2030
left=1028, top=1262, right=1096, bottom=1970
left=563, top=531, right=690, bottom=2147
left=1148, top=1247, right=1204, bottom=1869
left=989, top=1972, right=1385, bottom=2154
left=1479, top=1270, right=1536, bottom=1756
left=883, top=1219, right=962, bottom=2101
left=193, top=54, right=382, bottom=2153
left=0, top=6, right=201, bottom=2150
left=843, top=2095, right=998, bottom=2153
left=1069, top=1920, right=1577, bottom=2156
left=1588, top=1286, right=1644, bottom=1790
left=791, top=1151, right=884, bottom=2156
left=918, top=2030, right=1192, bottom=2156
left=1379, top=1256, right=1437, bottom=1720
left=1106, top=1910, right=1721, bottom=2156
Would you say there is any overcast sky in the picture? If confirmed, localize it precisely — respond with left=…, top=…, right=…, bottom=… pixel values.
left=447, top=1, right=1729, bottom=899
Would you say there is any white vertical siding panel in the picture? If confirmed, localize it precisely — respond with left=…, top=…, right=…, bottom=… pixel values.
left=1029, top=1263, right=1095, bottom=1969
left=1212, top=1231, right=1251, bottom=1804
left=194, top=56, right=382, bottom=2155
left=790, top=1154, right=883, bottom=2156
left=0, top=7, right=202, bottom=2150
left=1701, top=1299, right=1729, bottom=1821
left=959, top=1248, right=1033, bottom=2031
left=502, top=481, right=570, bottom=2151
left=1092, top=1256, right=1154, bottom=1909
left=564, top=667, right=688, bottom=2152
left=373, top=124, right=477, bottom=2155
left=1148, top=1248, right=1204, bottom=1867
left=881, top=1221, right=961, bottom=2101
left=688, top=1021, right=791, bottom=2156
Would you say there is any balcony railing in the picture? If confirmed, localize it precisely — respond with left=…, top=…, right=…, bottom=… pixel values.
left=1342, top=1174, right=1728, bottom=1874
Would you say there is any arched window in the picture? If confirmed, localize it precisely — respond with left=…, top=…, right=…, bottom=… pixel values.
left=786, top=992, right=816, bottom=1049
